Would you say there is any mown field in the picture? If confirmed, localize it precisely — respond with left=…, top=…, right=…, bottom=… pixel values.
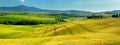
left=0, top=13, right=120, bottom=45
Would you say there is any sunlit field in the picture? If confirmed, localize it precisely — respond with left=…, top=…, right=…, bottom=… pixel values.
left=0, top=15, right=120, bottom=45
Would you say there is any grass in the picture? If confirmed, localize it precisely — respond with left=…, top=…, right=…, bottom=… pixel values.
left=0, top=18, right=120, bottom=45
left=0, top=14, right=56, bottom=25
left=0, top=15, right=55, bottom=21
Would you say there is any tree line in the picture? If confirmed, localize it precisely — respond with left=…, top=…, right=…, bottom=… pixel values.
left=0, top=16, right=67, bottom=25
left=112, top=14, right=120, bottom=18
left=0, top=20, right=58, bottom=25
left=87, top=14, right=120, bottom=19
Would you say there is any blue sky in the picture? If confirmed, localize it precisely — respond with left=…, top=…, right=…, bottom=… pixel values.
left=0, top=0, right=120, bottom=12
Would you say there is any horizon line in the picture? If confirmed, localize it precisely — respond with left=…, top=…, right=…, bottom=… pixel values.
left=0, top=4, right=119, bottom=12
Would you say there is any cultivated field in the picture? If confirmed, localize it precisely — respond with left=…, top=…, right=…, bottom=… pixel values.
left=0, top=16, right=119, bottom=45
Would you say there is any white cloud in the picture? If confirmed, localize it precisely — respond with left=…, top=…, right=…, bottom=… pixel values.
left=20, top=0, right=25, bottom=3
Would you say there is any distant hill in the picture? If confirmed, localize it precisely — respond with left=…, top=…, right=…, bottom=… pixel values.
left=0, top=5, right=92, bottom=14
left=0, top=5, right=43, bottom=13
left=104, top=10, right=120, bottom=14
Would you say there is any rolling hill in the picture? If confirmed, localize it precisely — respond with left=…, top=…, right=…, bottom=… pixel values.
left=0, top=18, right=119, bottom=45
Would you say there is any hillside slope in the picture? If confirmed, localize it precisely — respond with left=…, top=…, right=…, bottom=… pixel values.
left=0, top=18, right=120, bottom=45
left=34, top=18, right=120, bottom=37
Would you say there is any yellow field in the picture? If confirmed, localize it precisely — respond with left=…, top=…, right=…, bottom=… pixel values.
left=0, top=18, right=120, bottom=45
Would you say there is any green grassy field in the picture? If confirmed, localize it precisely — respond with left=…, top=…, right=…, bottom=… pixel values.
left=0, top=14, right=120, bottom=45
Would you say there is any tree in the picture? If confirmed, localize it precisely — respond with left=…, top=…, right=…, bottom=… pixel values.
left=112, top=14, right=120, bottom=18
left=55, top=15, right=68, bottom=22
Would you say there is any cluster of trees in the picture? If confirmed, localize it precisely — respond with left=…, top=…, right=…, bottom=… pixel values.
left=0, top=16, right=68, bottom=25
left=0, top=15, right=68, bottom=25
left=87, top=15, right=104, bottom=19
left=0, top=20, right=57, bottom=25
left=49, top=13, right=81, bottom=17
left=55, top=15, right=68, bottom=22
left=87, top=14, right=120, bottom=19
left=111, top=14, right=120, bottom=18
